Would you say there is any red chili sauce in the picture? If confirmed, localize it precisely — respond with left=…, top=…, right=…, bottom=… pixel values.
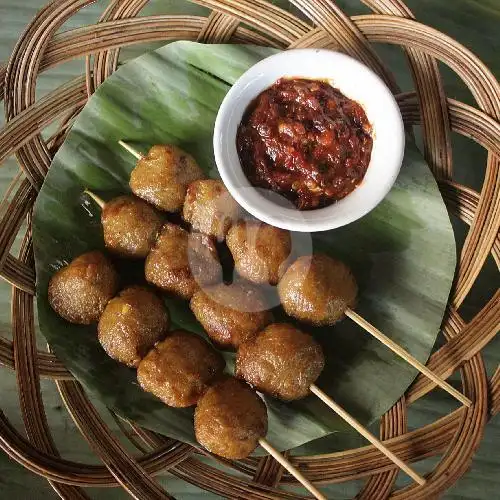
left=236, top=78, right=373, bottom=210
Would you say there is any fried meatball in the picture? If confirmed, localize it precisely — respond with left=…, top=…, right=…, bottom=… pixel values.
left=98, top=286, right=169, bottom=368
left=183, top=179, right=241, bottom=240
left=190, top=282, right=273, bottom=349
left=137, top=330, right=225, bottom=407
left=236, top=323, right=324, bottom=400
left=130, top=144, right=204, bottom=212
left=145, top=223, right=221, bottom=299
left=101, top=195, right=163, bottom=259
left=278, top=254, right=358, bottom=326
left=48, top=251, right=119, bottom=324
left=195, top=376, right=268, bottom=459
left=227, top=221, right=292, bottom=285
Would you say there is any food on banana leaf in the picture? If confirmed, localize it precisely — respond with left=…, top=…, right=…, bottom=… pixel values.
left=48, top=251, right=119, bottom=324
left=194, top=376, right=268, bottom=459
left=101, top=195, right=164, bottom=259
left=137, top=329, right=225, bottom=408
left=236, top=323, right=324, bottom=401
left=145, top=222, right=221, bottom=300
left=183, top=179, right=241, bottom=240
left=130, top=144, right=204, bottom=212
left=227, top=220, right=292, bottom=285
left=278, top=253, right=358, bottom=326
left=190, top=282, right=273, bottom=350
left=98, top=286, right=169, bottom=368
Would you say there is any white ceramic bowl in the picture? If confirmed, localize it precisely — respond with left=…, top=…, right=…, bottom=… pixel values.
left=213, top=49, right=404, bottom=232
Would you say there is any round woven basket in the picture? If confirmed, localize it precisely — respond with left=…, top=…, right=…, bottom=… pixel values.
left=0, top=0, right=499, bottom=498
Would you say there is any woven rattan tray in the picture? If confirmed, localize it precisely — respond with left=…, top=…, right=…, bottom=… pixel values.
left=0, top=1, right=499, bottom=498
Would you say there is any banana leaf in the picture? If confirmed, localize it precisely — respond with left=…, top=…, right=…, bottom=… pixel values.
left=32, top=41, right=456, bottom=452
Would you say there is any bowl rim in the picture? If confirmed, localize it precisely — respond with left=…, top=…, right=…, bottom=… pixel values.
left=213, top=48, right=405, bottom=232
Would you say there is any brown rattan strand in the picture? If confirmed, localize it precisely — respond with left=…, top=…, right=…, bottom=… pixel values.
left=407, top=294, right=500, bottom=403
left=13, top=228, right=89, bottom=499
left=0, top=337, right=72, bottom=378
left=197, top=10, right=240, bottom=44
left=55, top=380, right=174, bottom=499
left=0, top=406, right=194, bottom=486
left=361, top=0, right=453, bottom=181
left=0, top=179, right=34, bottom=263
left=0, top=77, right=88, bottom=165
left=253, top=450, right=289, bottom=488
left=0, top=0, right=498, bottom=498
left=491, top=367, right=500, bottom=416
left=1, top=255, right=35, bottom=293
left=291, top=0, right=400, bottom=93
left=89, top=0, right=157, bottom=94
left=4, top=1, right=94, bottom=189
left=357, top=397, right=407, bottom=499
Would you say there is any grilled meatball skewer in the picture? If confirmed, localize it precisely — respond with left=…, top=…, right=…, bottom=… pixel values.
left=193, top=376, right=325, bottom=499
left=85, top=190, right=222, bottom=301
left=118, top=140, right=204, bottom=213
left=226, top=220, right=292, bottom=285
left=278, top=253, right=471, bottom=407
left=137, top=329, right=225, bottom=407
left=236, top=323, right=426, bottom=485
left=119, top=141, right=240, bottom=240
left=145, top=222, right=221, bottom=300
left=190, top=282, right=273, bottom=350
left=98, top=286, right=169, bottom=368
left=182, top=179, right=241, bottom=240
left=84, top=190, right=163, bottom=259
left=48, top=251, right=119, bottom=324
left=132, top=330, right=325, bottom=498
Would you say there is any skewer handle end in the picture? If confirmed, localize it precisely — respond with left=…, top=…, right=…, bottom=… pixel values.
left=258, top=438, right=326, bottom=500
left=118, top=140, right=144, bottom=160
left=83, top=189, right=105, bottom=209
left=345, top=308, right=472, bottom=408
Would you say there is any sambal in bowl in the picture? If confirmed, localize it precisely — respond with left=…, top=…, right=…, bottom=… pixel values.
left=213, top=49, right=404, bottom=232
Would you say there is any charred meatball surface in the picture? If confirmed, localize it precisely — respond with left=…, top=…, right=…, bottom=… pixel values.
left=227, top=221, right=292, bottom=285
left=190, top=282, right=272, bottom=349
left=236, top=323, right=324, bottom=400
left=98, top=286, right=169, bottom=368
left=102, top=195, right=163, bottom=259
left=195, top=377, right=268, bottom=459
left=183, top=179, right=240, bottom=240
left=130, top=144, right=204, bottom=212
left=145, top=223, right=221, bottom=299
left=137, top=330, right=225, bottom=407
left=48, top=251, right=119, bottom=324
left=278, top=254, right=358, bottom=326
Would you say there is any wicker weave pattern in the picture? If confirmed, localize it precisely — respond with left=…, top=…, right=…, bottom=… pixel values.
left=0, top=0, right=499, bottom=498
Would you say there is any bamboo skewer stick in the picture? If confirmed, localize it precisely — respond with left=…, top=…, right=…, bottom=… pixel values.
left=345, top=308, right=472, bottom=407
left=118, top=140, right=144, bottom=160
left=309, top=384, right=426, bottom=486
left=83, top=189, right=105, bottom=209
left=259, top=438, right=326, bottom=500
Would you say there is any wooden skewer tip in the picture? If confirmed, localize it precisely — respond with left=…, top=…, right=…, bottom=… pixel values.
left=83, top=189, right=105, bottom=209
left=345, top=308, right=472, bottom=408
left=118, top=140, right=144, bottom=160
left=258, top=438, right=326, bottom=500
